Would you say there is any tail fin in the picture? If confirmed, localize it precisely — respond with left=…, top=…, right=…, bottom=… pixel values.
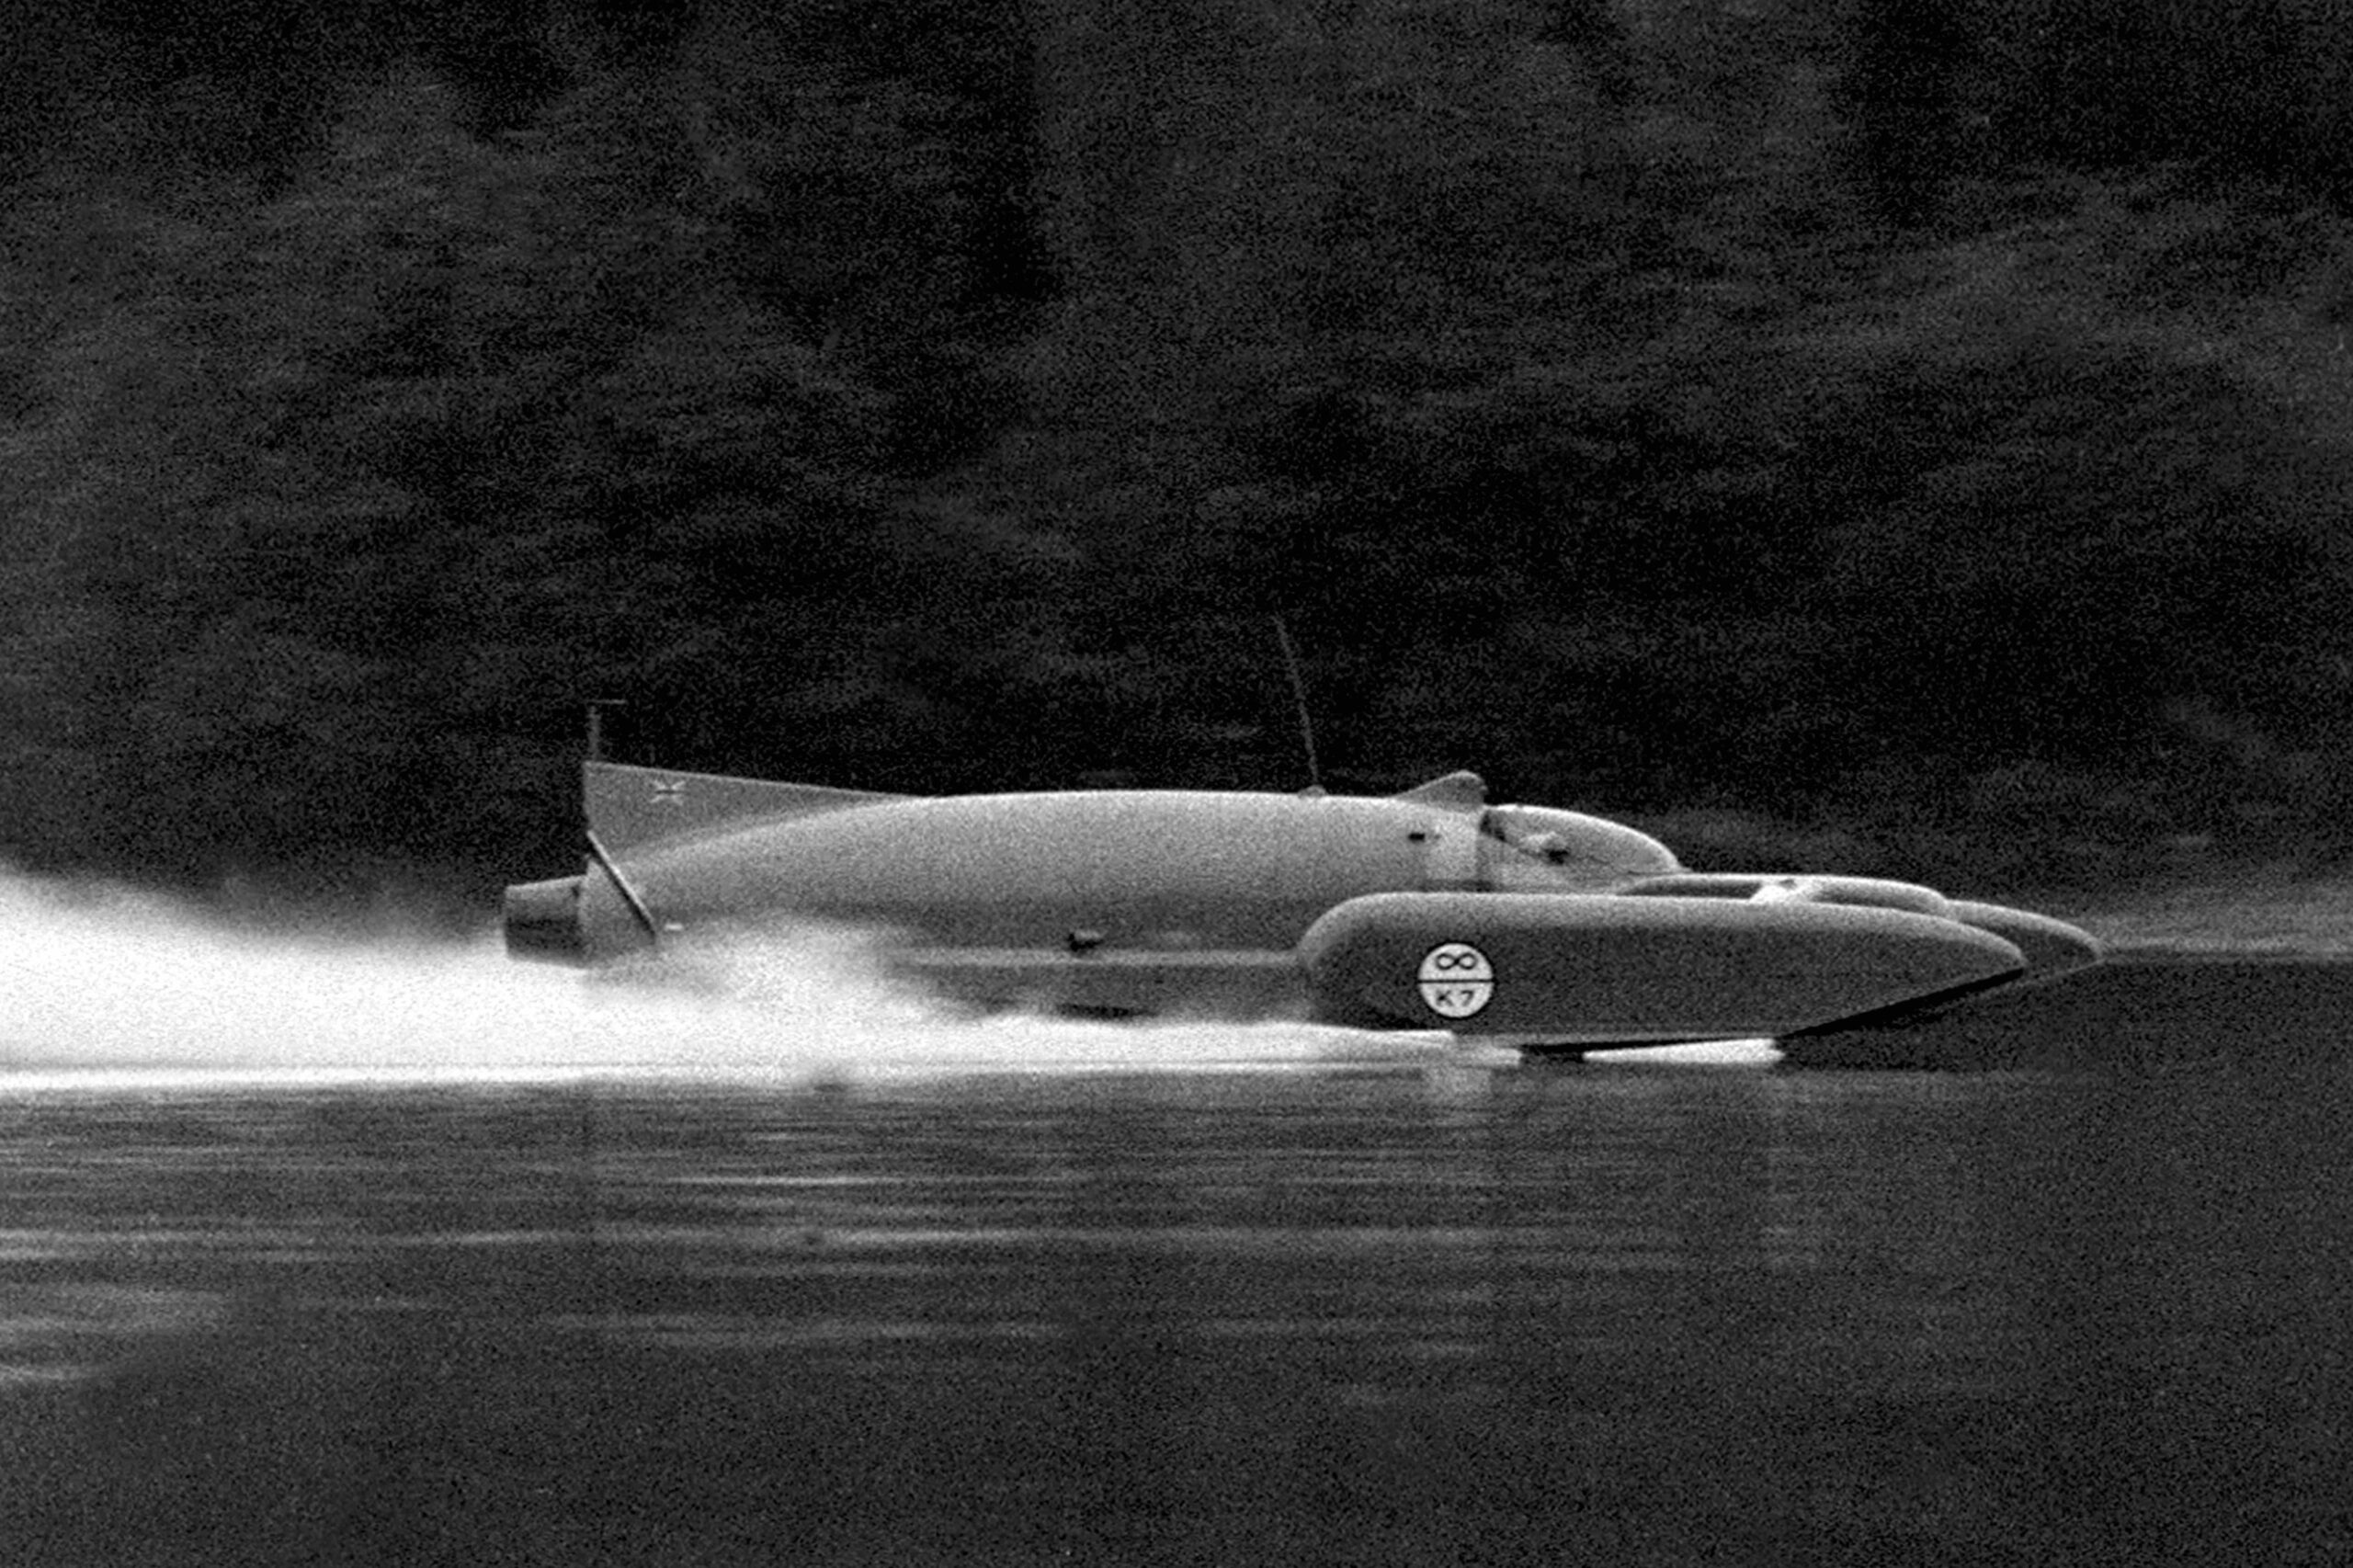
left=585, top=762, right=904, bottom=855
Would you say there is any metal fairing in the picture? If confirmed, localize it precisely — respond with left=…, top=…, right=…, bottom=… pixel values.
left=502, top=762, right=2101, bottom=1048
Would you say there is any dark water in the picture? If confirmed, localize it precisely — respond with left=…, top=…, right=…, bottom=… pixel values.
left=5, top=986, right=2350, bottom=1568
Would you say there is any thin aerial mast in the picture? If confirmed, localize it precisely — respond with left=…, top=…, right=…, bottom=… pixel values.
left=1269, top=615, right=1324, bottom=794
left=585, top=699, right=626, bottom=765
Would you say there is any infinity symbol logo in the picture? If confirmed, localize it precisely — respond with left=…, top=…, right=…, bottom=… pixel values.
left=1416, top=943, right=1495, bottom=1018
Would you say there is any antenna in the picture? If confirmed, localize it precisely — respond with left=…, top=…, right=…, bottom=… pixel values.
left=585, top=699, right=626, bottom=764
left=1269, top=615, right=1324, bottom=792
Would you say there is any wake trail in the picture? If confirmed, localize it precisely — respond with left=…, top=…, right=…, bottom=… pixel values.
left=0, top=873, right=1481, bottom=1089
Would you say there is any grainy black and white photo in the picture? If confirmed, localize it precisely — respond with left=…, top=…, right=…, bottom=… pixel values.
left=5, top=2, right=2351, bottom=1562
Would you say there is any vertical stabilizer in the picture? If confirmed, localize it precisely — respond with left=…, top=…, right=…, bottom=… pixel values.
left=585, top=763, right=904, bottom=855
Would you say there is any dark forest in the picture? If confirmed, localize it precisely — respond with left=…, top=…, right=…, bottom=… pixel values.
left=6, top=0, right=2353, bottom=917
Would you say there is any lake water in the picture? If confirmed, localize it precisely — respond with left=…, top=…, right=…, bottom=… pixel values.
left=2, top=880, right=2349, bottom=1565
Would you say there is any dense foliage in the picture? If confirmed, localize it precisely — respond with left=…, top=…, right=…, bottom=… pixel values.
left=6, top=0, right=2353, bottom=914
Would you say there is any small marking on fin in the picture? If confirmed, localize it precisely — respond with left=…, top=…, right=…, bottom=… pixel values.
left=1392, top=770, right=1486, bottom=810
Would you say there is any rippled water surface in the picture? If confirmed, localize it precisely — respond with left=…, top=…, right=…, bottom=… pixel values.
left=2, top=880, right=2350, bottom=1564
left=5, top=1053, right=2348, bottom=1567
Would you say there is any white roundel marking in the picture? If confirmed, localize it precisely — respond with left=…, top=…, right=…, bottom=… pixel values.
left=1417, top=942, right=1495, bottom=1019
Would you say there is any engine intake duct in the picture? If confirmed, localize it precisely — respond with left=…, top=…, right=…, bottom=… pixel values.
left=503, top=875, right=587, bottom=965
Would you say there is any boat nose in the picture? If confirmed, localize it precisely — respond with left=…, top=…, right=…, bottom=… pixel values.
left=1948, top=901, right=2102, bottom=983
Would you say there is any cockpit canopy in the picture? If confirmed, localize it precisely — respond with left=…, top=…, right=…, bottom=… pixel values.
left=1477, top=803, right=1682, bottom=889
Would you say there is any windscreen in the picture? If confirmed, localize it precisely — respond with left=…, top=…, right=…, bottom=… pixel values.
left=1476, top=805, right=1681, bottom=890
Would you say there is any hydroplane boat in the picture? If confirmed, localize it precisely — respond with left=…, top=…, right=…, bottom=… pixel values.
left=503, top=763, right=2100, bottom=1055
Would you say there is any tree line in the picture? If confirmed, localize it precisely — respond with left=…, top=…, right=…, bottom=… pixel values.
left=4, top=0, right=2351, bottom=915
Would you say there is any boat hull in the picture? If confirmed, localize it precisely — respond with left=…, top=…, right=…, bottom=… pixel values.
left=1299, top=892, right=2028, bottom=1046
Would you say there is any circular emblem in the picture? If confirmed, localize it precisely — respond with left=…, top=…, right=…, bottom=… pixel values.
left=1417, top=942, right=1495, bottom=1019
